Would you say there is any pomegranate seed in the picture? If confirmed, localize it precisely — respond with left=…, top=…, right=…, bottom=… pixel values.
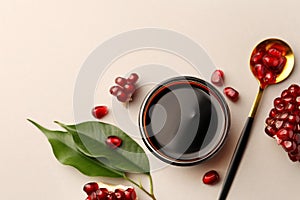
left=296, top=96, right=300, bottom=104
left=110, top=86, right=122, bottom=96
left=275, top=56, right=286, bottom=74
left=115, top=77, right=127, bottom=86
left=288, top=152, right=299, bottom=162
left=253, top=64, right=265, bottom=80
left=282, top=96, right=294, bottom=104
left=269, top=108, right=278, bottom=118
left=293, top=134, right=300, bottom=144
left=288, top=114, right=300, bottom=123
left=285, top=103, right=295, bottom=113
left=288, top=84, right=300, bottom=96
left=297, top=124, right=300, bottom=132
left=125, top=188, right=137, bottom=200
left=274, top=120, right=284, bottom=130
left=282, top=140, right=297, bottom=152
left=263, top=71, right=276, bottom=85
left=263, top=54, right=279, bottom=68
left=127, top=73, right=139, bottom=84
left=117, top=91, right=129, bottom=102
left=124, top=83, right=136, bottom=95
left=265, top=117, right=275, bottom=126
left=250, top=51, right=264, bottom=65
left=279, top=112, right=289, bottom=120
left=281, top=89, right=290, bottom=98
left=276, top=128, right=293, bottom=141
left=92, top=106, right=109, bottom=119
left=268, top=48, right=282, bottom=57
left=274, top=97, right=283, bottom=107
left=210, top=69, right=224, bottom=86
left=202, top=170, right=220, bottom=185
left=106, top=136, right=122, bottom=149
left=96, top=188, right=109, bottom=199
left=114, top=189, right=125, bottom=199
left=283, top=122, right=296, bottom=131
left=274, top=101, right=285, bottom=112
left=265, top=125, right=277, bottom=137
left=87, top=192, right=97, bottom=200
left=83, top=182, right=99, bottom=195
left=223, top=87, right=239, bottom=102
left=106, top=192, right=117, bottom=200
left=270, top=43, right=286, bottom=55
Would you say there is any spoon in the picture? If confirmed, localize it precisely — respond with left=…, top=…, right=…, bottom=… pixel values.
left=218, top=38, right=294, bottom=200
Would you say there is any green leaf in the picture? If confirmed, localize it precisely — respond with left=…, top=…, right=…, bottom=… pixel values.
left=56, top=121, right=150, bottom=174
left=28, top=119, right=124, bottom=178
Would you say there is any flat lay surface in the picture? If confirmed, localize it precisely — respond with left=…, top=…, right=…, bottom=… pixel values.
left=2, top=0, right=300, bottom=199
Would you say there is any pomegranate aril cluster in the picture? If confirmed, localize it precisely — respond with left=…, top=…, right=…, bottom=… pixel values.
left=250, top=42, right=287, bottom=89
left=110, top=73, right=139, bottom=102
left=83, top=182, right=137, bottom=200
left=265, top=84, right=300, bottom=162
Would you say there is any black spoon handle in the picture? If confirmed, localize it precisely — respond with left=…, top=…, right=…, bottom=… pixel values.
left=218, top=117, right=254, bottom=200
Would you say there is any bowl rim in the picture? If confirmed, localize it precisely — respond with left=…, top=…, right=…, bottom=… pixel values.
left=138, top=76, right=231, bottom=166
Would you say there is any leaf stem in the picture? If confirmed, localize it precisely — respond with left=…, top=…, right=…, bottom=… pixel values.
left=123, top=174, right=156, bottom=200
left=148, top=173, right=154, bottom=195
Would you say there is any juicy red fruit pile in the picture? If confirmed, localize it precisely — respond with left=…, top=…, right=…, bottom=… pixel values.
left=110, top=73, right=139, bottom=102
left=265, top=84, right=300, bottom=162
left=83, top=182, right=137, bottom=200
left=250, top=42, right=287, bottom=89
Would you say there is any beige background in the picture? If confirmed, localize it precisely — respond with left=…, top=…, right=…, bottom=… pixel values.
left=2, top=0, right=300, bottom=199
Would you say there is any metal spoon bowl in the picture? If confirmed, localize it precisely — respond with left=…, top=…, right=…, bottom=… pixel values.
left=219, top=38, right=294, bottom=200
left=250, top=38, right=294, bottom=85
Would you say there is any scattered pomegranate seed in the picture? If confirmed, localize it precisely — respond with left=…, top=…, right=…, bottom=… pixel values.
left=127, top=73, right=139, bottom=84
left=124, top=83, right=136, bottom=95
left=110, top=85, right=122, bottom=96
left=223, top=87, right=239, bottom=102
left=265, top=84, right=300, bottom=162
left=92, top=106, right=109, bottom=119
left=117, top=91, right=130, bottom=102
left=106, top=136, right=123, bottom=149
left=211, top=69, right=225, bottom=86
left=115, top=77, right=127, bottom=86
left=202, top=170, right=220, bottom=185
